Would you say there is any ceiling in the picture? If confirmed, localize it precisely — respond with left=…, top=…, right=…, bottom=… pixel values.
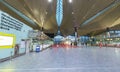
left=1, top=0, right=120, bottom=36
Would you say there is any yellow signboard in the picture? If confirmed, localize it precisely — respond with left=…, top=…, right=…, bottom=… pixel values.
left=0, top=32, right=16, bottom=48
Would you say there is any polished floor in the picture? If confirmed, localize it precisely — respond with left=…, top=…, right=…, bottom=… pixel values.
left=0, top=47, right=120, bottom=72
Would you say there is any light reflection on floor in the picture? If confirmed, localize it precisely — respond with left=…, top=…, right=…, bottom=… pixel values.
left=0, top=47, right=120, bottom=72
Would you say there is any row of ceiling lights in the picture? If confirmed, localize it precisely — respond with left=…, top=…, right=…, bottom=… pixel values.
left=48, top=0, right=73, bottom=3
left=47, top=0, right=74, bottom=14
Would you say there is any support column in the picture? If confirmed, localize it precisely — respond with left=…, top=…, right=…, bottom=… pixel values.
left=74, top=27, right=78, bottom=46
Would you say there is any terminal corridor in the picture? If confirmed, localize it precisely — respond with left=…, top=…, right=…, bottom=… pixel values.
left=1, top=0, right=120, bottom=72
left=0, top=47, right=120, bottom=72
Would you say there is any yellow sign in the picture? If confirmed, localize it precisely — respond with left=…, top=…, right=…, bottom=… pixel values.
left=0, top=32, right=16, bottom=48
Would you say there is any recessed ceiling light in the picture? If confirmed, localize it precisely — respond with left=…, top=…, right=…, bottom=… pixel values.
left=46, top=12, right=48, bottom=14
left=48, top=0, right=52, bottom=3
left=69, top=0, right=72, bottom=3
left=72, top=12, right=74, bottom=14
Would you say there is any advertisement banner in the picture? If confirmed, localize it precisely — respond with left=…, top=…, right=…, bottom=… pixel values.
left=0, top=32, right=16, bottom=48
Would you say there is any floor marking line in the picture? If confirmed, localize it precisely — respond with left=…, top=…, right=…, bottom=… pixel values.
left=0, top=67, right=120, bottom=70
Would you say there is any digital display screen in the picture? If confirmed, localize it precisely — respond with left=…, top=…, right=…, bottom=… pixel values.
left=0, top=36, right=14, bottom=46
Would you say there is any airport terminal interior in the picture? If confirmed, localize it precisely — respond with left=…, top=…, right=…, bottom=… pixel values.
left=0, top=0, right=120, bottom=72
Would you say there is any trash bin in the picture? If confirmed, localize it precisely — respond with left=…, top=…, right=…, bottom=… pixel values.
left=36, top=45, right=40, bottom=52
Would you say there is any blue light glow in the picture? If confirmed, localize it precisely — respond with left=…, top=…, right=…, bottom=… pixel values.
left=56, top=0, right=63, bottom=26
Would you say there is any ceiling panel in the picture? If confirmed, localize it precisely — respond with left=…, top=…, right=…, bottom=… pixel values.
left=3, top=0, right=120, bottom=36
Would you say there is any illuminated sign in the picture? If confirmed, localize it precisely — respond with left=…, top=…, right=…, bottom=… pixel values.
left=0, top=32, right=15, bottom=48
left=0, top=36, right=13, bottom=46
